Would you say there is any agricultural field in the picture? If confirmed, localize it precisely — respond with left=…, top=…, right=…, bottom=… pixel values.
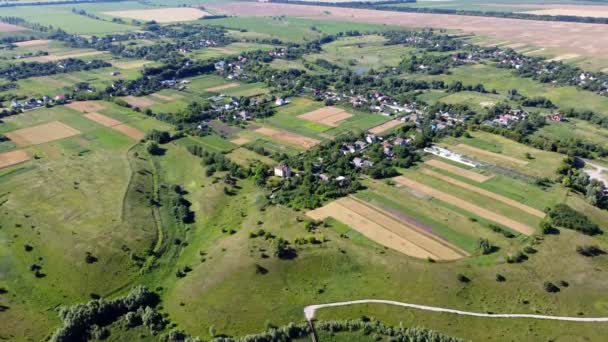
left=3, top=2, right=608, bottom=341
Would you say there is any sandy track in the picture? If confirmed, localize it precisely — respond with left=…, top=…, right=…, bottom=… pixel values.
left=206, top=82, right=240, bottom=92
left=255, top=127, right=320, bottom=149
left=393, top=176, right=535, bottom=235
left=420, top=168, right=545, bottom=218
left=304, top=299, right=608, bottom=322
left=297, top=106, right=352, bottom=127
left=208, top=2, right=608, bottom=60
left=5, top=121, right=80, bottom=146
left=455, top=144, right=528, bottom=165
left=0, top=150, right=29, bottom=169
left=425, top=159, right=492, bottom=183
left=368, top=119, right=403, bottom=134
left=307, top=197, right=467, bottom=260
left=103, top=8, right=209, bottom=23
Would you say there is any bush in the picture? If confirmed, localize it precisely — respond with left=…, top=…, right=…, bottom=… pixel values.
left=543, top=281, right=560, bottom=293
left=495, top=274, right=506, bottom=282
left=477, top=238, right=496, bottom=255
left=456, top=274, right=470, bottom=283
left=546, top=204, right=602, bottom=236
left=576, top=245, right=606, bottom=257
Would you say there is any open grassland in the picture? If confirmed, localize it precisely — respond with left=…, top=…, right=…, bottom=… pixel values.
left=203, top=16, right=396, bottom=43
left=0, top=5, right=136, bottom=34
left=209, top=2, right=608, bottom=64
left=412, top=64, right=608, bottom=115
left=304, top=35, right=415, bottom=73
left=187, top=42, right=276, bottom=61
left=533, top=119, right=608, bottom=156
left=307, top=196, right=469, bottom=260
left=104, top=8, right=210, bottom=23
left=441, top=131, right=563, bottom=179
left=227, top=147, right=276, bottom=167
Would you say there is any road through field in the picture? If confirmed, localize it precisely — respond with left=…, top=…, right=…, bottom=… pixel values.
left=304, top=299, right=608, bottom=322
left=209, top=2, right=608, bottom=61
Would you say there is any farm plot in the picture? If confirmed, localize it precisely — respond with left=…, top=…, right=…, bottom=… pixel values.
left=84, top=112, right=122, bottom=127
left=420, top=168, right=545, bottom=218
left=0, top=23, right=27, bottom=32
left=5, top=121, right=80, bottom=146
left=393, top=176, right=536, bottom=235
left=103, top=8, right=209, bottom=23
left=66, top=101, right=106, bottom=113
left=455, top=144, right=528, bottom=166
left=230, top=137, right=250, bottom=146
left=424, top=159, right=492, bottom=183
left=255, top=127, right=320, bottom=149
left=27, top=50, right=106, bottom=62
left=112, top=124, right=145, bottom=140
left=297, top=106, right=353, bottom=127
left=0, top=150, right=29, bottom=169
left=206, top=82, right=240, bottom=92
left=14, top=39, right=51, bottom=47
left=368, top=119, right=403, bottom=135
left=124, top=95, right=157, bottom=108
left=307, top=196, right=468, bottom=260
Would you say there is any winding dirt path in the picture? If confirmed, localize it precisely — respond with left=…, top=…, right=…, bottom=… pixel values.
left=304, top=299, right=608, bottom=322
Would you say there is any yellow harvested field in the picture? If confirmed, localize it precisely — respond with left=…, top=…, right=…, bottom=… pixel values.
left=420, top=168, right=545, bottom=218
left=297, top=106, right=352, bottom=127
left=307, top=197, right=467, bottom=260
left=66, top=101, right=106, bottom=113
left=255, top=127, right=320, bottom=149
left=112, top=124, right=144, bottom=140
left=5, top=121, right=80, bottom=146
left=103, top=8, right=210, bottom=23
left=14, top=39, right=51, bottom=47
left=84, top=112, right=122, bottom=127
left=230, top=137, right=251, bottom=146
left=525, top=8, right=608, bottom=18
left=424, top=159, right=492, bottom=183
left=0, top=150, right=30, bottom=169
left=206, top=82, right=240, bottom=92
left=368, top=119, right=403, bottom=134
left=455, top=144, right=528, bottom=165
left=124, top=96, right=156, bottom=108
left=393, top=176, right=535, bottom=235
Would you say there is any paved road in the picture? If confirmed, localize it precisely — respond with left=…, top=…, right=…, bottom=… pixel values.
left=304, top=299, right=608, bottom=322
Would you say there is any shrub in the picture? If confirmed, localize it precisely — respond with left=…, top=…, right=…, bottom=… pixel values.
left=477, top=238, right=496, bottom=255
left=495, top=274, right=506, bottom=282
left=546, top=204, right=602, bottom=236
left=543, top=281, right=560, bottom=293
left=457, top=274, right=470, bottom=283
left=576, top=245, right=605, bottom=257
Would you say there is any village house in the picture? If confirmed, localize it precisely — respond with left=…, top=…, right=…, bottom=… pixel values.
left=274, top=164, right=292, bottom=178
left=352, top=157, right=374, bottom=169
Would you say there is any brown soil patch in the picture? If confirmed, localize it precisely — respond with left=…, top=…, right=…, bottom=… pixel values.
left=112, top=124, right=144, bottom=140
left=0, top=23, right=27, bottom=32
left=298, top=106, right=352, bottom=127
left=5, top=121, right=80, bottom=146
left=14, top=39, right=51, bottom=47
left=368, top=119, right=403, bottom=134
left=209, top=2, right=608, bottom=60
left=124, top=96, right=156, bottom=108
left=393, top=176, right=535, bottom=235
left=420, top=168, right=545, bottom=218
left=150, top=93, right=179, bottom=102
left=66, top=101, right=106, bottom=113
left=0, top=150, right=29, bottom=169
left=104, top=8, right=210, bottom=23
left=456, top=144, right=528, bottom=165
left=425, top=159, right=492, bottom=183
left=255, top=127, right=320, bottom=149
left=230, top=137, right=250, bottom=146
left=84, top=112, right=122, bottom=127
left=307, top=196, right=467, bottom=260
left=206, top=82, right=241, bottom=92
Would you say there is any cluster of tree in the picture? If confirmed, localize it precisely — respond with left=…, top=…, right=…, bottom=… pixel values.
left=187, top=145, right=248, bottom=179
left=211, top=318, right=462, bottom=342
left=556, top=156, right=607, bottom=207
left=0, top=58, right=111, bottom=81
left=545, top=203, right=602, bottom=236
left=165, top=184, right=194, bottom=224
left=399, top=53, right=460, bottom=75
left=52, top=286, right=161, bottom=342
left=382, top=29, right=464, bottom=52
